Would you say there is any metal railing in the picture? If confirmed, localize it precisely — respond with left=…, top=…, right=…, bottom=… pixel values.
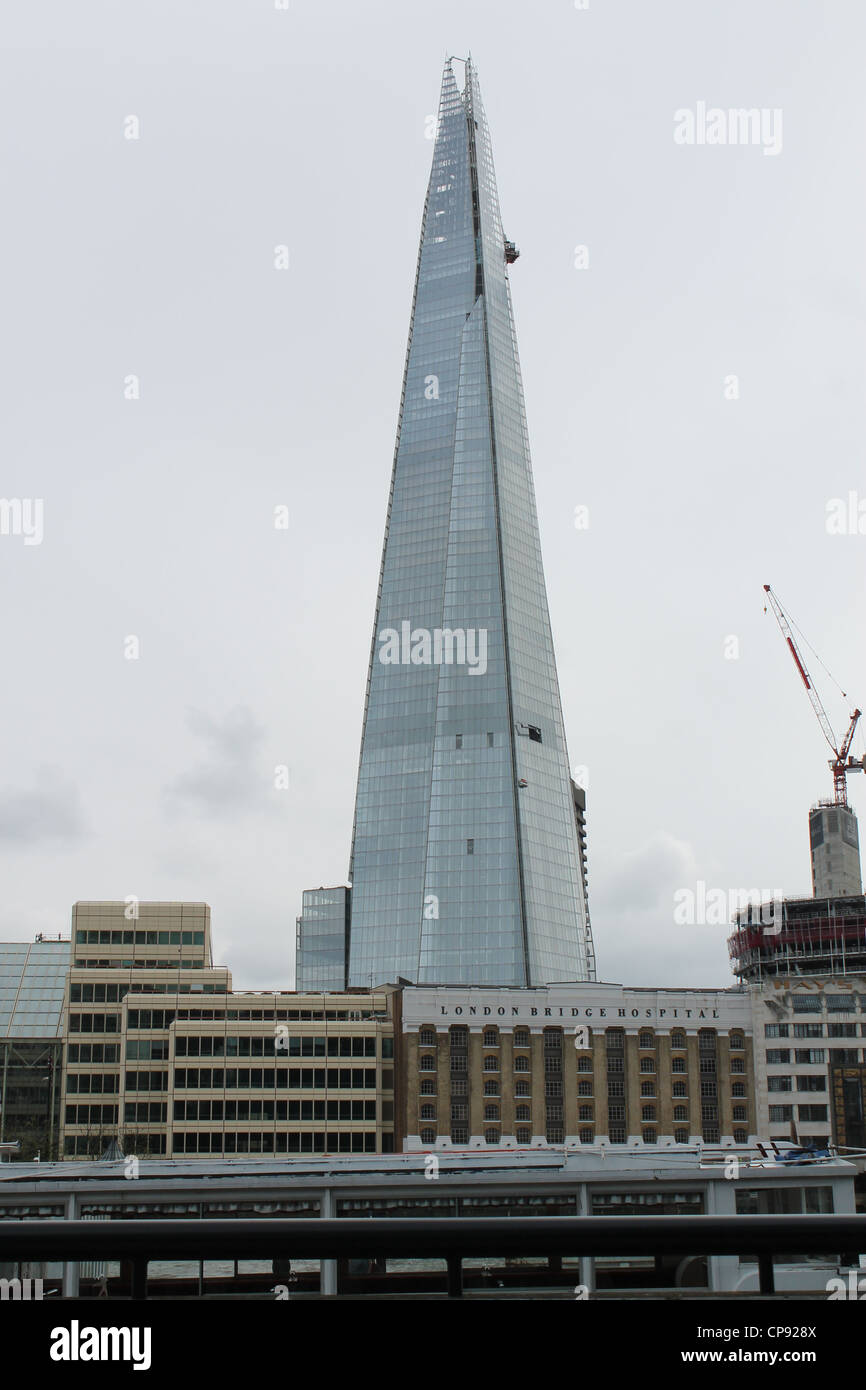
left=0, top=1214, right=864, bottom=1298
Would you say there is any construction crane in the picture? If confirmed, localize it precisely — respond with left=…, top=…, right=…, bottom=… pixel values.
left=763, top=584, right=865, bottom=806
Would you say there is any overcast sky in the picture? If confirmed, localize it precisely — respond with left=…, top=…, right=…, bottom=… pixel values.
left=2, top=0, right=865, bottom=991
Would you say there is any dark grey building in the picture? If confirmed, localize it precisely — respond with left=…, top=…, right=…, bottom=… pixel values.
left=0, top=938, right=69, bottom=1159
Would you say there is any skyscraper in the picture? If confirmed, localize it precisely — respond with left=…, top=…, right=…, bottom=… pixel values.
left=345, top=58, right=594, bottom=988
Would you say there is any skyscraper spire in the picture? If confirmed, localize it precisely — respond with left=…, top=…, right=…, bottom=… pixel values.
left=345, top=59, right=594, bottom=987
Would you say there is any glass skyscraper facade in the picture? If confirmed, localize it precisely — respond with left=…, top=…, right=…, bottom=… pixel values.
left=346, top=59, right=594, bottom=988
left=295, top=888, right=350, bottom=991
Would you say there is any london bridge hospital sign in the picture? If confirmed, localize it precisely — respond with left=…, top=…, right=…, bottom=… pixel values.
left=432, top=1003, right=721, bottom=1021
left=402, top=988, right=735, bottom=1025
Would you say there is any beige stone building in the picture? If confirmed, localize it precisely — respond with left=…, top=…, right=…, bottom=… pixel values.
left=60, top=903, right=399, bottom=1159
left=400, top=983, right=756, bottom=1149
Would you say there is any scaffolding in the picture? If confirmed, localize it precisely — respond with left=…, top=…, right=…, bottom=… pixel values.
left=727, top=895, right=866, bottom=981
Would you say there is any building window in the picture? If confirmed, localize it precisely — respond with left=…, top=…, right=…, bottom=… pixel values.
left=797, top=1076, right=827, bottom=1092
left=419, top=1029, right=436, bottom=1047
left=672, top=1058, right=686, bottom=1073
left=765, top=1024, right=789, bottom=1038
left=702, top=1127, right=719, bottom=1143
left=768, top=1076, right=792, bottom=1092
left=732, top=1105, right=747, bottom=1121
left=466, top=838, right=474, bottom=855
left=733, top=1129, right=747, bottom=1144
left=420, top=1079, right=436, bottom=1095
left=730, top=1058, right=745, bottom=1073
left=639, top=1032, right=654, bottom=1049
left=483, top=1056, right=498, bottom=1072
left=545, top=1079, right=563, bottom=1098
left=674, top=1128, right=689, bottom=1144
left=640, top=1081, right=655, bottom=1098
left=483, top=1029, right=498, bottom=1048
left=515, top=1080, right=530, bottom=1097
left=577, top=1056, right=592, bottom=1072
left=639, top=1058, right=655, bottom=1073
left=769, top=1106, right=793, bottom=1122
left=609, top=1127, right=626, bottom=1144
left=672, top=1081, right=687, bottom=1097
left=608, top=1104, right=625, bottom=1122
left=578, top=1080, right=593, bottom=1097
left=487, top=732, right=494, bottom=747
left=516, top=1128, right=531, bottom=1145
left=643, top=1129, right=657, bottom=1144
left=729, top=1033, right=744, bottom=1050
left=484, top=1104, right=499, bottom=1122
left=451, top=1077, right=468, bottom=1096
left=731, top=1082, right=745, bottom=1098
left=641, top=1106, right=656, bottom=1122
left=546, top=1127, right=564, bottom=1144
left=798, top=1105, right=828, bottom=1122
left=420, top=1128, right=435, bottom=1144
left=483, top=1079, right=499, bottom=1096
left=766, top=1049, right=790, bottom=1064
left=451, top=1127, right=468, bottom=1144
left=528, top=725, right=542, bottom=743
left=671, top=1031, right=686, bottom=1049
left=514, top=1057, right=529, bottom=1072
left=513, top=1031, right=530, bottom=1049
left=607, top=1079, right=624, bottom=1098
left=673, top=1105, right=688, bottom=1121
left=451, top=1103, right=467, bottom=1122
left=515, top=1104, right=531, bottom=1121
left=419, top=1055, right=436, bottom=1071
left=579, top=1104, right=593, bottom=1121
left=420, top=1103, right=436, bottom=1120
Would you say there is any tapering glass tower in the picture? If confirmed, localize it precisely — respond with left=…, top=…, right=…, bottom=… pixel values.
left=347, top=58, right=593, bottom=987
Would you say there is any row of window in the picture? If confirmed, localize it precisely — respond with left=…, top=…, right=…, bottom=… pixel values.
left=769, top=1105, right=829, bottom=1122
left=420, top=1029, right=746, bottom=1049
left=767, top=1076, right=827, bottom=1092
left=426, top=1128, right=750, bottom=1147
left=75, top=930, right=205, bottom=945
left=765, top=1048, right=858, bottom=1064
left=419, top=1053, right=746, bottom=1075
left=765, top=1023, right=863, bottom=1038
left=416, top=1078, right=747, bottom=1100
left=420, top=1103, right=750, bottom=1124
left=67, top=1045, right=119, bottom=1063
left=172, top=1131, right=381, bottom=1154
left=173, top=1034, right=381, bottom=1058
left=173, top=1100, right=377, bottom=1121
left=74, top=960, right=206, bottom=970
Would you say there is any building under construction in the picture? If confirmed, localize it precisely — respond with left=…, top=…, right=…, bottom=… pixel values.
left=728, top=894, right=866, bottom=983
